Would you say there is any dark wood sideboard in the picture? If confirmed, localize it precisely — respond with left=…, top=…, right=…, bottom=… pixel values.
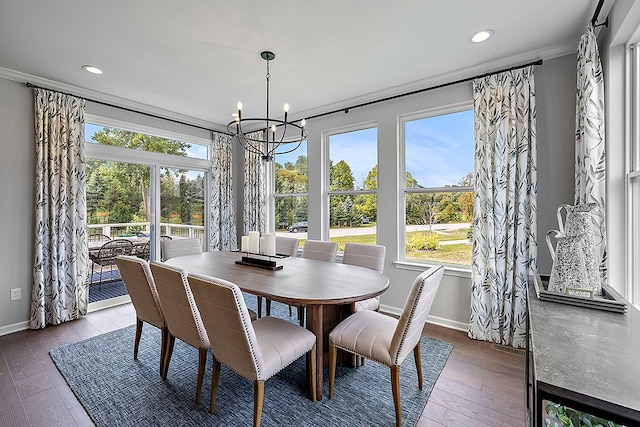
left=526, top=277, right=640, bottom=426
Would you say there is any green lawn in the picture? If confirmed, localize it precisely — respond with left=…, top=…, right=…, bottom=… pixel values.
left=307, top=226, right=473, bottom=265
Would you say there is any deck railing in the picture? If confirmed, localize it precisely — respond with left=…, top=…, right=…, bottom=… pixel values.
left=88, top=222, right=205, bottom=240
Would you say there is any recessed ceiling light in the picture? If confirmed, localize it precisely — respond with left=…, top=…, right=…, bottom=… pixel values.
left=470, top=29, right=494, bottom=43
left=82, top=65, right=103, bottom=75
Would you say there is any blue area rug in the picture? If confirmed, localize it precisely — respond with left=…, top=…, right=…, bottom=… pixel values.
left=50, top=300, right=452, bottom=426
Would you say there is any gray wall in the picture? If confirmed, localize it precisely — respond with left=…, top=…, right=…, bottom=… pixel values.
left=0, top=78, right=35, bottom=333
left=0, top=53, right=579, bottom=333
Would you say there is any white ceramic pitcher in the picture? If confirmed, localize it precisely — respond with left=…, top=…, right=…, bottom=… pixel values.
left=546, top=203, right=601, bottom=296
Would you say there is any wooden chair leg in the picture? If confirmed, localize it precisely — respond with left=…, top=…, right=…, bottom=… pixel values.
left=209, top=358, right=221, bottom=413
left=266, top=299, right=271, bottom=316
left=413, top=344, right=423, bottom=390
left=288, top=304, right=293, bottom=317
left=391, top=365, right=401, bottom=427
left=328, top=342, right=337, bottom=398
left=254, top=381, right=265, bottom=427
left=162, top=335, right=175, bottom=380
left=134, top=318, right=143, bottom=360
left=308, top=343, right=317, bottom=401
left=256, top=296, right=263, bottom=318
left=196, top=348, right=208, bottom=404
left=159, top=326, right=169, bottom=376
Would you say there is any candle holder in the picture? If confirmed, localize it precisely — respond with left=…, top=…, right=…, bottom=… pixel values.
left=235, top=252, right=284, bottom=271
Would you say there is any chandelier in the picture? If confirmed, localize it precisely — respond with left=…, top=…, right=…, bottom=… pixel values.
left=228, top=51, right=307, bottom=161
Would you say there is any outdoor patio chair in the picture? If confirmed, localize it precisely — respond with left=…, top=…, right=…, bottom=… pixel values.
left=328, top=265, right=444, bottom=427
left=187, top=273, right=316, bottom=426
left=89, top=239, right=134, bottom=289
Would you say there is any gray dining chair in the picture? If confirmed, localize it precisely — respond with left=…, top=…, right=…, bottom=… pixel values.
left=342, top=242, right=386, bottom=366
left=343, top=243, right=386, bottom=312
left=115, top=255, right=167, bottom=375
left=295, top=240, right=339, bottom=325
left=149, top=261, right=210, bottom=405
left=187, top=273, right=317, bottom=426
left=161, top=238, right=202, bottom=261
left=301, top=240, right=338, bottom=262
left=257, top=236, right=301, bottom=317
left=328, top=265, right=444, bottom=427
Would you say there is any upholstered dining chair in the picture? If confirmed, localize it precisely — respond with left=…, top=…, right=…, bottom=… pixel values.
left=301, top=240, right=338, bottom=262
left=328, top=265, right=445, bottom=427
left=149, top=261, right=210, bottom=404
left=342, top=242, right=386, bottom=312
left=187, top=273, right=317, bottom=426
left=342, top=242, right=386, bottom=366
left=115, top=255, right=167, bottom=375
left=257, top=236, right=301, bottom=318
left=295, top=240, right=339, bottom=325
left=161, top=237, right=202, bottom=261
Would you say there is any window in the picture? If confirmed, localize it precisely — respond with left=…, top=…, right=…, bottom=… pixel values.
left=327, top=126, right=377, bottom=250
left=629, top=43, right=640, bottom=305
left=274, top=141, right=308, bottom=248
left=401, top=106, right=474, bottom=267
left=85, top=119, right=210, bottom=264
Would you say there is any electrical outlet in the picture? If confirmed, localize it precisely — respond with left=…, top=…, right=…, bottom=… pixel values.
left=10, top=288, right=21, bottom=301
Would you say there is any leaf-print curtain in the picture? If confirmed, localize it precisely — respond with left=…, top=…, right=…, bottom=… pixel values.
left=575, top=24, right=607, bottom=285
left=31, top=89, right=88, bottom=329
left=243, top=131, right=266, bottom=234
left=209, top=132, right=237, bottom=251
left=468, top=66, right=537, bottom=348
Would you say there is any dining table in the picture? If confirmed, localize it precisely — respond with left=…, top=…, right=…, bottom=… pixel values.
left=164, top=250, right=389, bottom=400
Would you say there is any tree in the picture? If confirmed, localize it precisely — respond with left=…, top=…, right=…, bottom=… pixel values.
left=86, top=127, right=196, bottom=227
left=353, top=165, right=378, bottom=222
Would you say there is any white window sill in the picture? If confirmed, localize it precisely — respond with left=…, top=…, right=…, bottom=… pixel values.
left=393, top=260, right=471, bottom=279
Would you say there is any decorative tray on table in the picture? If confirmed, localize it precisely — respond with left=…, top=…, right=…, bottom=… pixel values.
left=232, top=251, right=287, bottom=271
left=534, top=274, right=628, bottom=314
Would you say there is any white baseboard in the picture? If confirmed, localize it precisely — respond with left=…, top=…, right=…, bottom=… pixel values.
left=380, top=304, right=469, bottom=332
left=88, top=295, right=131, bottom=312
left=0, top=320, right=29, bottom=336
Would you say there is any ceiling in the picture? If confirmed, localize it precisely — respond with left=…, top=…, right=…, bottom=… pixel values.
left=0, top=1, right=603, bottom=130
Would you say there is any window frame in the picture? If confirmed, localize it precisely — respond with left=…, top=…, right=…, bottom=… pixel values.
left=627, top=43, right=640, bottom=306
left=324, top=122, right=378, bottom=242
left=398, top=101, right=474, bottom=270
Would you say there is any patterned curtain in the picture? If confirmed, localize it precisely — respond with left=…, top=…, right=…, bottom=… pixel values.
left=468, top=66, right=538, bottom=348
left=31, top=89, right=88, bottom=329
left=243, top=131, right=266, bottom=234
left=575, top=24, right=607, bottom=284
left=209, top=132, right=237, bottom=251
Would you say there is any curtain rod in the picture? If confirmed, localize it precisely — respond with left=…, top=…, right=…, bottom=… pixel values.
left=303, top=58, right=543, bottom=122
left=25, top=82, right=221, bottom=134
left=591, top=0, right=609, bottom=28
left=27, top=58, right=543, bottom=130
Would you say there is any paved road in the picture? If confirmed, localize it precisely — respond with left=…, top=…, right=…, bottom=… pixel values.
left=276, top=223, right=471, bottom=240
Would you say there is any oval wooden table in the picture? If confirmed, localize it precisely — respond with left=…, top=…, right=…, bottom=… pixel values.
left=164, top=250, right=389, bottom=400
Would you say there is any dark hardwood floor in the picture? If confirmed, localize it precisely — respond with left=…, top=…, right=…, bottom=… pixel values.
left=0, top=303, right=525, bottom=427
